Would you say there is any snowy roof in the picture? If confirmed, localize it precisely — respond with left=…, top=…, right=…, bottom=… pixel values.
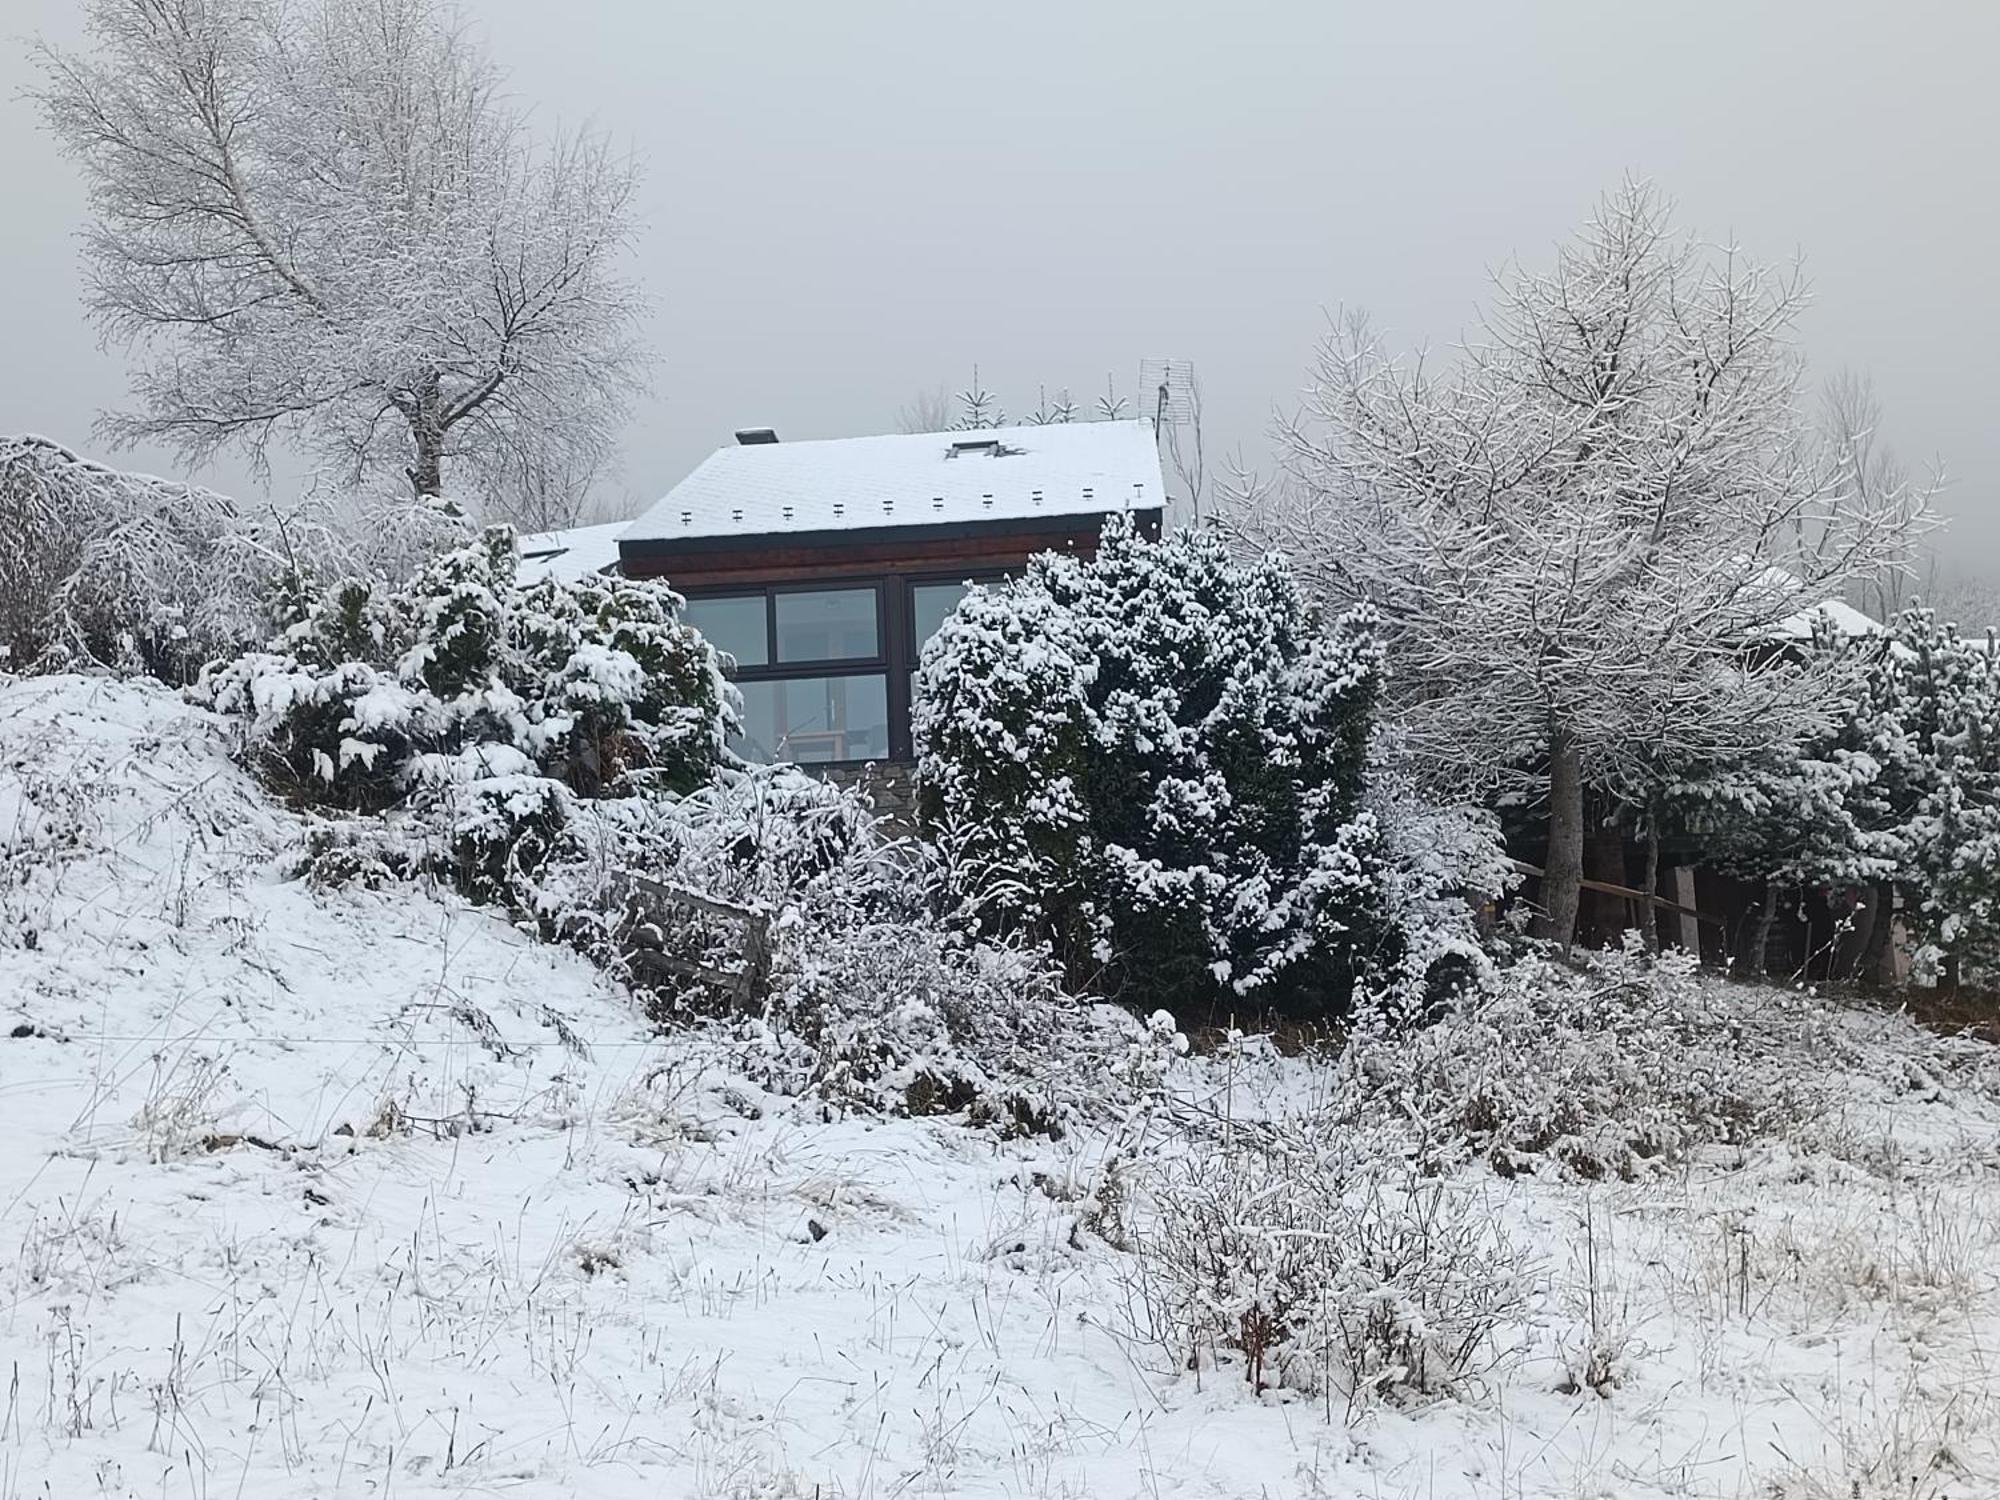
left=1769, top=597, right=1887, bottom=643
left=517, top=521, right=629, bottom=584
left=1751, top=580, right=1921, bottom=661
left=622, top=420, right=1166, bottom=547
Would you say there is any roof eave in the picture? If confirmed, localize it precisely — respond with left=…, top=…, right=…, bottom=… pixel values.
left=618, top=507, right=1164, bottom=560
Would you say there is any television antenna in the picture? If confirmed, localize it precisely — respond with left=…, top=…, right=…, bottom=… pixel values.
left=1138, top=358, right=1196, bottom=435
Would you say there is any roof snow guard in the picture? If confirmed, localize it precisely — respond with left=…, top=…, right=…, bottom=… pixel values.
left=622, top=420, right=1165, bottom=548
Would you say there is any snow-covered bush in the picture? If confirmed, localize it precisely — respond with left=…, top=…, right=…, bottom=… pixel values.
left=916, top=516, right=1402, bottom=1020
left=1131, top=1123, right=1525, bottom=1402
left=197, top=526, right=729, bottom=812
left=1364, top=730, right=1514, bottom=1006
left=1339, top=945, right=1836, bottom=1178
left=1, top=434, right=468, bottom=684
left=1671, top=608, right=2000, bottom=984
left=534, top=765, right=1133, bottom=1129
left=2, top=434, right=259, bottom=681
left=213, top=573, right=1115, bottom=1128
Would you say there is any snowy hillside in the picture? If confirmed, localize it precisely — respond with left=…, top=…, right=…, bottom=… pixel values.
left=6, top=675, right=2000, bottom=1498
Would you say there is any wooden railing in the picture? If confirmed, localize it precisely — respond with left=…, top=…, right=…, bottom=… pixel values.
left=1508, top=858, right=1724, bottom=953
left=620, top=871, right=773, bottom=1010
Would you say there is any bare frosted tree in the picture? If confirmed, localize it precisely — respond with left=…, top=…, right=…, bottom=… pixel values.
left=1163, top=367, right=1207, bottom=518
left=1816, top=372, right=1936, bottom=621
left=1248, top=182, right=1928, bottom=949
left=1, top=433, right=463, bottom=678
left=482, top=446, right=608, bottom=535
left=1922, top=564, right=2000, bottom=636
left=35, top=0, right=649, bottom=505
left=896, top=383, right=955, bottom=435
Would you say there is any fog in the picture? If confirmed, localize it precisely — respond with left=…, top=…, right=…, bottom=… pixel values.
left=3, top=0, right=1993, bottom=576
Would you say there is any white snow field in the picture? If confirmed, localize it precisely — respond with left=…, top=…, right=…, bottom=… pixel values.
left=6, top=674, right=2000, bottom=1499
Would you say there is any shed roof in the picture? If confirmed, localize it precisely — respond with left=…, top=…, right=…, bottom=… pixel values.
left=1769, top=597, right=1888, bottom=644
left=517, top=521, right=629, bottom=584
left=622, top=420, right=1165, bottom=547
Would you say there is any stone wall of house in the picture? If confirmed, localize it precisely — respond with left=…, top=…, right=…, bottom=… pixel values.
left=822, top=762, right=920, bottom=837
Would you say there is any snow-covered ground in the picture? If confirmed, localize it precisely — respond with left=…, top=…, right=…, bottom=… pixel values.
left=6, top=675, right=2000, bottom=1498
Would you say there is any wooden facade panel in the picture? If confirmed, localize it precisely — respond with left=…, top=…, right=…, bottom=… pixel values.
left=621, top=522, right=1142, bottom=591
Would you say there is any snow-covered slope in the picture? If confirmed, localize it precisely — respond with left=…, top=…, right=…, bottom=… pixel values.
left=6, top=675, right=2000, bottom=1498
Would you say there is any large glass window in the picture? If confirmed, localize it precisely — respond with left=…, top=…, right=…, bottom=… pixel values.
left=912, top=582, right=972, bottom=652
left=775, top=588, right=879, bottom=662
left=683, top=574, right=1006, bottom=766
left=733, top=675, right=889, bottom=764
left=681, top=594, right=768, bottom=667
left=909, top=581, right=974, bottom=719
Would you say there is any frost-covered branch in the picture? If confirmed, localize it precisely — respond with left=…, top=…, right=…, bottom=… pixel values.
left=1242, top=181, right=1933, bottom=948
left=35, top=0, right=651, bottom=511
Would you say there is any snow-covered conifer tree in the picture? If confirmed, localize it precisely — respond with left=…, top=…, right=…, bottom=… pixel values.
left=1667, top=609, right=2000, bottom=982
left=1252, top=182, right=1927, bottom=948
left=915, top=516, right=1396, bottom=1018
left=1883, top=611, right=2000, bottom=982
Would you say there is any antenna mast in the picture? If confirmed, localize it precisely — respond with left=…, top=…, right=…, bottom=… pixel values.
left=1138, top=358, right=1195, bottom=437
left=1138, top=358, right=1200, bottom=517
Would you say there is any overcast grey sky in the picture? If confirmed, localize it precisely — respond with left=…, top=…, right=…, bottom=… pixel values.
left=4, top=1, right=1996, bottom=574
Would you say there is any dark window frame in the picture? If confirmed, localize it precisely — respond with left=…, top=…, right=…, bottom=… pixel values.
left=681, top=569, right=1011, bottom=767
left=770, top=582, right=888, bottom=668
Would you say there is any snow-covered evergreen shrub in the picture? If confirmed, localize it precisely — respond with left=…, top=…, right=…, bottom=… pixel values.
left=443, top=772, right=571, bottom=907
left=916, top=516, right=1397, bottom=1020
left=1884, top=611, right=2000, bottom=981
left=1670, top=609, right=2000, bottom=983
left=197, top=527, right=729, bottom=812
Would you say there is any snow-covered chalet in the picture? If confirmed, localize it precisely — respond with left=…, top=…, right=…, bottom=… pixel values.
left=551, top=420, right=1168, bottom=770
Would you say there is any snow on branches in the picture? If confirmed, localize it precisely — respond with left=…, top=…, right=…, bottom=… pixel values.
left=914, top=514, right=1497, bottom=1019
left=1, top=432, right=491, bottom=685
left=1252, top=181, right=1931, bottom=948
left=534, top=765, right=1120, bottom=1127
left=1670, top=609, right=2000, bottom=982
left=1894, top=615, right=2000, bottom=979
left=1, top=434, right=250, bottom=680
left=35, top=0, right=648, bottom=509
left=195, top=526, right=730, bottom=823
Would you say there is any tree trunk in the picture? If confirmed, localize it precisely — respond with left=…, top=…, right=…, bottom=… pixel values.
left=1641, top=817, right=1662, bottom=954
left=1860, top=881, right=1897, bottom=985
left=1537, top=724, right=1585, bottom=952
left=410, top=430, right=443, bottom=500
left=407, top=373, right=446, bottom=501
left=1840, top=884, right=1880, bottom=983
left=1750, top=881, right=1779, bottom=977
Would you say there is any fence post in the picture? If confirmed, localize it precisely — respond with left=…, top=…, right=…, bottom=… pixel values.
left=1673, top=866, right=1701, bottom=954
